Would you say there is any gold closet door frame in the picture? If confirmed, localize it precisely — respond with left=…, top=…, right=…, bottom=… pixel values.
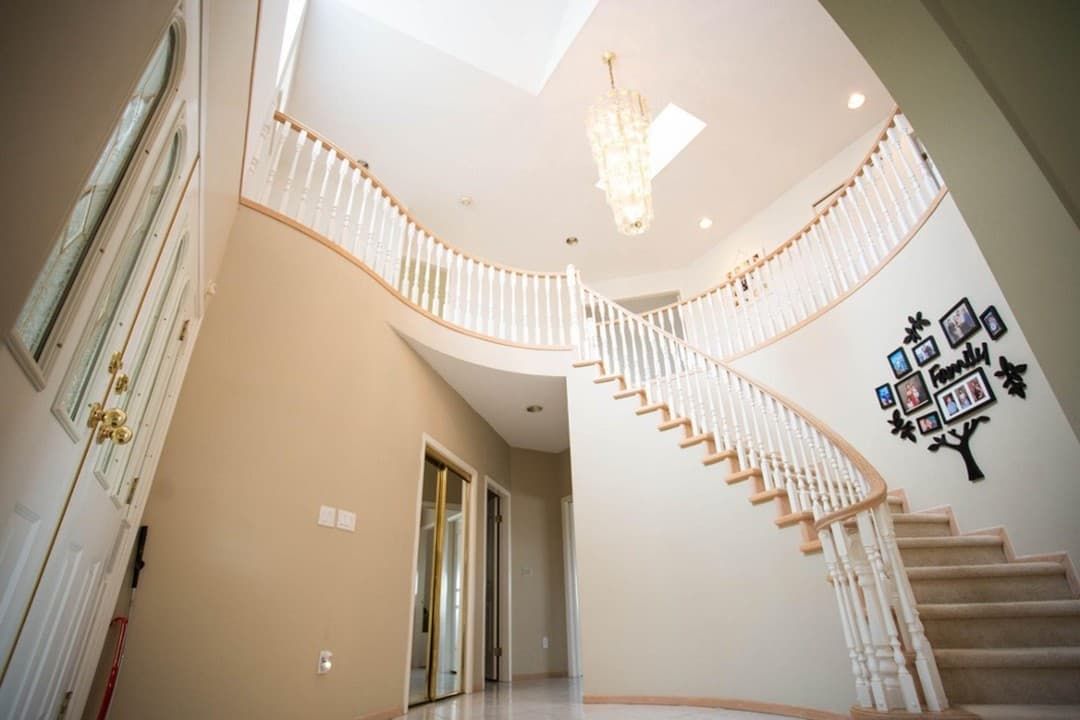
left=424, top=454, right=471, bottom=703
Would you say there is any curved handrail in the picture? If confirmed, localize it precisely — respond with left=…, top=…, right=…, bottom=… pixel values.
left=244, top=111, right=572, bottom=349
left=643, top=109, right=944, bottom=361
left=568, top=271, right=944, bottom=713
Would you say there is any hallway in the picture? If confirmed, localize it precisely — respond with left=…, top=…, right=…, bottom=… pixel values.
left=398, top=679, right=794, bottom=719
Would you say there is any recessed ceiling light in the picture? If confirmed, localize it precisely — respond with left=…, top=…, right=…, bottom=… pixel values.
left=847, top=92, right=866, bottom=110
left=698, top=217, right=713, bottom=230
left=459, top=195, right=473, bottom=207
left=595, top=103, right=707, bottom=189
left=525, top=405, right=544, bottom=414
left=565, top=236, right=579, bottom=246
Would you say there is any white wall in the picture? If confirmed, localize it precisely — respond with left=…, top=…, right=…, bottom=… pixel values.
left=566, top=370, right=852, bottom=713
left=734, top=195, right=1080, bottom=562
left=592, top=120, right=887, bottom=302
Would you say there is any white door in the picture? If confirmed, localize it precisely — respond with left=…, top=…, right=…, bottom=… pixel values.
left=0, top=6, right=198, bottom=711
left=0, top=143, right=195, bottom=719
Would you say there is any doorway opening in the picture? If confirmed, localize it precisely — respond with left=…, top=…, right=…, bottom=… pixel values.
left=483, top=477, right=511, bottom=683
left=408, top=454, right=470, bottom=706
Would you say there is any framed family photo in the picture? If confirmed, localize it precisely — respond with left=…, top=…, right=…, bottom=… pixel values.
left=912, top=336, right=940, bottom=366
left=894, top=371, right=932, bottom=415
left=916, top=410, right=942, bottom=435
left=940, top=297, right=981, bottom=348
left=887, top=346, right=912, bottom=379
left=934, top=367, right=996, bottom=424
left=980, top=305, right=1007, bottom=340
left=876, top=383, right=896, bottom=409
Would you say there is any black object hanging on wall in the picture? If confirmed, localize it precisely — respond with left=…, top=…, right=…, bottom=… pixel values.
left=927, top=416, right=990, bottom=482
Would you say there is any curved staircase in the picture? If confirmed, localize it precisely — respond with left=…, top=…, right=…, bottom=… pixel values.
left=244, top=108, right=1080, bottom=718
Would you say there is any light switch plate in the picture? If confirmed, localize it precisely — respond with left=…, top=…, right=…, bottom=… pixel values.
left=336, top=509, right=356, bottom=532
left=318, top=505, right=336, bottom=528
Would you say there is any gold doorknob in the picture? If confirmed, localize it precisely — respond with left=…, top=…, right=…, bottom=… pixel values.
left=97, top=423, right=134, bottom=445
left=101, top=408, right=127, bottom=429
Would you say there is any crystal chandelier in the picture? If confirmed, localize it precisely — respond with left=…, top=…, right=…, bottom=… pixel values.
left=586, top=52, right=652, bottom=236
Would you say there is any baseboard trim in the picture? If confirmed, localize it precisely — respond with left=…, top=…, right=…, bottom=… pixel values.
left=354, top=706, right=401, bottom=720
left=583, top=695, right=846, bottom=720
left=512, top=671, right=568, bottom=682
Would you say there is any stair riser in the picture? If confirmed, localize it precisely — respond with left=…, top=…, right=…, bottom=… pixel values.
left=893, top=520, right=953, bottom=538
left=899, top=544, right=1007, bottom=567
left=924, top=615, right=1080, bottom=649
left=940, top=666, right=1080, bottom=704
left=912, top=575, right=1073, bottom=604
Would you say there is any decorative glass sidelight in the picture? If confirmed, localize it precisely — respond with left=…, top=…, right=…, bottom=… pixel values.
left=13, top=27, right=176, bottom=365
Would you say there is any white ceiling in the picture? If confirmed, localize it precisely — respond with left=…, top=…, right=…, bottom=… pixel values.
left=288, top=0, right=893, bottom=282
left=402, top=336, right=570, bottom=453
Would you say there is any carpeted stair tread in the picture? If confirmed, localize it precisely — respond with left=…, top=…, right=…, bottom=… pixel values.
left=936, top=646, right=1080, bottom=668
left=919, top=600, right=1080, bottom=619
left=958, top=705, right=1080, bottom=719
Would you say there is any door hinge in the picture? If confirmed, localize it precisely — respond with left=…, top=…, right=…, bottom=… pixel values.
left=178, top=319, right=190, bottom=342
left=495, top=514, right=503, bottom=524
left=494, top=647, right=503, bottom=657
left=56, top=690, right=72, bottom=719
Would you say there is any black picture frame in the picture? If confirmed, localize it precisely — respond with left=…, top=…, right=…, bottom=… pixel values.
left=912, top=336, right=940, bottom=366
left=934, top=367, right=996, bottom=424
left=876, top=383, right=896, bottom=410
left=940, top=297, right=981, bottom=348
left=894, top=371, right=932, bottom=415
left=916, top=410, right=942, bottom=435
left=980, top=305, right=1007, bottom=340
left=887, top=346, right=912, bottom=379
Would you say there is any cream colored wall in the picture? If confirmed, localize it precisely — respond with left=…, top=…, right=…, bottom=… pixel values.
left=566, top=371, right=852, bottom=713
left=820, top=0, right=1080, bottom=439
left=592, top=120, right=887, bottom=303
left=508, top=448, right=572, bottom=678
left=734, top=195, right=1080, bottom=563
left=109, top=207, right=513, bottom=719
left=0, top=1, right=177, bottom=332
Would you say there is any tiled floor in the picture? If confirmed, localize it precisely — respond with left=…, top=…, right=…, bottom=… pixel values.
left=398, top=678, right=793, bottom=719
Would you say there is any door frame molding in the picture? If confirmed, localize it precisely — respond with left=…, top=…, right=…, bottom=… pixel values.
left=561, top=495, right=582, bottom=678
left=482, top=476, right=511, bottom=683
left=403, top=434, right=479, bottom=711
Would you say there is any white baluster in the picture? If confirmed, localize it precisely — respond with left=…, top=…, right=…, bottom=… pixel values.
left=544, top=276, right=553, bottom=345
left=854, top=173, right=892, bottom=258
left=258, top=120, right=289, bottom=205
left=532, top=274, right=541, bottom=344
left=296, top=140, right=322, bottom=224
left=556, top=276, right=566, bottom=345
left=894, top=114, right=939, bottom=200
left=421, top=234, right=435, bottom=311
left=374, top=197, right=391, bottom=278
left=326, top=156, right=349, bottom=240
left=886, top=125, right=926, bottom=216
left=279, top=129, right=307, bottom=217
left=363, top=192, right=381, bottom=268
left=487, top=265, right=496, bottom=337
left=510, top=274, right=519, bottom=343
left=246, top=114, right=274, bottom=180
left=311, top=149, right=337, bottom=233
left=431, top=244, right=445, bottom=317
left=409, top=229, right=423, bottom=305
left=337, top=167, right=360, bottom=248
left=498, top=269, right=507, bottom=339
left=836, top=194, right=872, bottom=276
left=863, top=161, right=901, bottom=248
left=349, top=179, right=372, bottom=257
left=400, top=223, right=416, bottom=295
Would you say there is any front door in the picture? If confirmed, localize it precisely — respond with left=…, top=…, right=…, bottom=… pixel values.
left=0, top=128, right=192, bottom=719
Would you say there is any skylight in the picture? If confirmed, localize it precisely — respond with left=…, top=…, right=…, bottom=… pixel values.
left=596, top=103, right=706, bottom=188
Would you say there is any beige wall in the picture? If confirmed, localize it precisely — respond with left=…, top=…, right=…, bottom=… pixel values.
left=820, top=0, right=1080, bottom=439
left=508, top=448, right=572, bottom=678
left=110, top=207, right=513, bottom=719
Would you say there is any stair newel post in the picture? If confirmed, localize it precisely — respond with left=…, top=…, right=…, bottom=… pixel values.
left=837, top=192, right=874, bottom=275
left=873, top=504, right=949, bottom=712
left=835, top=523, right=889, bottom=710
left=895, top=113, right=940, bottom=199
left=541, top=276, right=551, bottom=345
left=532, top=273, right=541, bottom=345
left=822, top=523, right=875, bottom=709
left=259, top=119, right=289, bottom=205
left=556, top=275, right=566, bottom=345
left=349, top=178, right=371, bottom=257
left=854, top=173, right=892, bottom=259
left=327, top=152, right=349, bottom=238
left=498, top=269, right=508, bottom=340
left=279, top=129, right=307, bottom=217
left=855, top=512, right=921, bottom=712
left=886, top=124, right=924, bottom=219
left=337, top=166, right=359, bottom=248
left=312, top=146, right=336, bottom=233
left=565, top=266, right=579, bottom=354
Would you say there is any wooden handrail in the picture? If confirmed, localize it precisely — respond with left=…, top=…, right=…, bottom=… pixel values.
left=647, top=107, right=903, bottom=315
left=273, top=111, right=565, bottom=279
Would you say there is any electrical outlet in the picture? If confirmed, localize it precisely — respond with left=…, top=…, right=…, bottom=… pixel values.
left=336, top=509, right=356, bottom=532
left=317, top=505, right=336, bottom=528
left=317, top=650, right=333, bottom=674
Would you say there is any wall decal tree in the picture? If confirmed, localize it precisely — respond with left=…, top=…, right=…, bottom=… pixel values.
left=903, top=311, right=931, bottom=344
left=888, top=409, right=917, bottom=442
left=994, top=356, right=1028, bottom=398
left=927, top=416, right=990, bottom=481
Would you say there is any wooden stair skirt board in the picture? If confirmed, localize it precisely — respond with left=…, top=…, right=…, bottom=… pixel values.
left=582, top=694, right=848, bottom=720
